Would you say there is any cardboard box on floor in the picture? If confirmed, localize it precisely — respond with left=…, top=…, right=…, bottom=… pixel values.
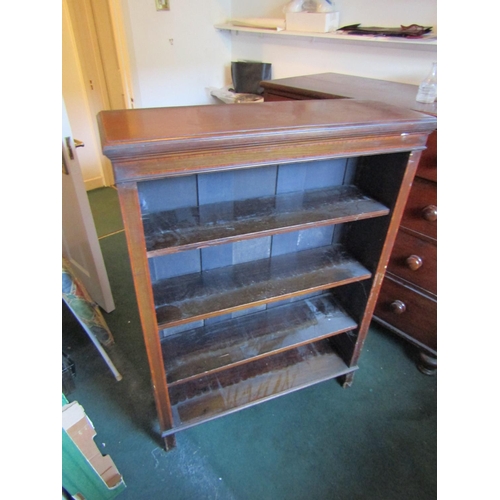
left=62, top=401, right=124, bottom=490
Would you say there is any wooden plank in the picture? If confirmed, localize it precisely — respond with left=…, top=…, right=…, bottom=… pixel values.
left=153, top=244, right=372, bottom=329
left=143, top=185, right=389, bottom=256
left=161, top=293, right=357, bottom=385
left=164, top=340, right=356, bottom=434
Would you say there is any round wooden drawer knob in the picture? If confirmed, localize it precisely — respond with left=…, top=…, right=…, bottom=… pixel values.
left=421, top=204, right=437, bottom=221
left=390, top=300, right=406, bottom=314
left=405, top=255, right=423, bottom=271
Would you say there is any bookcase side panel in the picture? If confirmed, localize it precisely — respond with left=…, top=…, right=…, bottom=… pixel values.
left=115, top=182, right=175, bottom=443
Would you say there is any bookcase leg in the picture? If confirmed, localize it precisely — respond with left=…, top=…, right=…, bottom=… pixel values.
left=164, top=434, right=176, bottom=451
left=340, top=372, right=355, bottom=388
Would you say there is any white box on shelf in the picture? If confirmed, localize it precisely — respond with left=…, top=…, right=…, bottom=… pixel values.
left=285, top=12, right=340, bottom=33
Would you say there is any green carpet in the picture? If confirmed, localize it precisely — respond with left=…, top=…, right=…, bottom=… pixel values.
left=87, top=186, right=123, bottom=238
left=63, top=187, right=437, bottom=499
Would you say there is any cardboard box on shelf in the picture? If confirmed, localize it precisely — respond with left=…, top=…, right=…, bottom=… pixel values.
left=286, top=12, right=340, bottom=33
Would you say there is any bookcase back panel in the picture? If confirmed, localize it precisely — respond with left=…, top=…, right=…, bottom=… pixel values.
left=137, top=158, right=353, bottom=214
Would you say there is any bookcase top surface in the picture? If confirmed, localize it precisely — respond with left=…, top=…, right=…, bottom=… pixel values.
left=98, top=99, right=436, bottom=161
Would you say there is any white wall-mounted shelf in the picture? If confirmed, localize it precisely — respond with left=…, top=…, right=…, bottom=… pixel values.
left=215, top=23, right=437, bottom=51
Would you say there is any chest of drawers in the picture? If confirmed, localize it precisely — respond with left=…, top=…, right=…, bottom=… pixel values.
left=373, top=130, right=437, bottom=373
left=262, top=73, right=437, bottom=374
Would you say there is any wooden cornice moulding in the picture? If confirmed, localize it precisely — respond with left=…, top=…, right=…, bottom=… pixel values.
left=97, top=99, right=437, bottom=171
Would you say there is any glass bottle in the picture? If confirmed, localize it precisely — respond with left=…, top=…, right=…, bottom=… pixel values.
left=316, top=0, right=335, bottom=12
left=416, top=62, right=437, bottom=104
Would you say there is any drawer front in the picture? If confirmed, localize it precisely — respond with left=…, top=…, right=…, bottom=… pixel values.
left=401, top=178, right=437, bottom=239
left=416, top=130, right=437, bottom=182
left=374, top=276, right=437, bottom=352
left=387, top=230, right=436, bottom=294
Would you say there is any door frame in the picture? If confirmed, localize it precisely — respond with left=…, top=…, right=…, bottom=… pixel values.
left=108, top=0, right=135, bottom=109
left=63, top=0, right=134, bottom=188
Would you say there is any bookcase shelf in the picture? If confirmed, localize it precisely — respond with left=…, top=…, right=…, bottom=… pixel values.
left=153, top=243, right=372, bottom=329
left=143, top=184, right=389, bottom=256
left=98, top=98, right=436, bottom=450
left=167, top=339, right=355, bottom=435
left=214, top=23, right=437, bottom=51
left=161, top=291, right=357, bottom=386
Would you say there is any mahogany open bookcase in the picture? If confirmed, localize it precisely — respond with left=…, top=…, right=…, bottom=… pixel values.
left=98, top=99, right=436, bottom=450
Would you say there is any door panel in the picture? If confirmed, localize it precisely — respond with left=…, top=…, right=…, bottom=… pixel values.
left=62, top=98, right=115, bottom=312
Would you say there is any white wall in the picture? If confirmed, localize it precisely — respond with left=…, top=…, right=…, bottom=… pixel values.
left=226, top=33, right=437, bottom=85
left=121, top=0, right=437, bottom=109
left=232, top=0, right=437, bottom=30
left=229, top=0, right=437, bottom=85
left=63, top=0, right=437, bottom=188
left=122, top=0, right=232, bottom=108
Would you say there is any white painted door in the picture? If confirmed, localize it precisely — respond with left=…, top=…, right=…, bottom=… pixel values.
left=62, top=98, right=115, bottom=313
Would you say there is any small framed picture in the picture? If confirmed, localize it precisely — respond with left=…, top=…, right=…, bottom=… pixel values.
left=155, top=0, right=170, bottom=11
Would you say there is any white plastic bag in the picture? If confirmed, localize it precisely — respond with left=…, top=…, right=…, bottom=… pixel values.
left=283, top=0, right=303, bottom=13
left=208, top=86, right=264, bottom=104
left=284, top=0, right=335, bottom=13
